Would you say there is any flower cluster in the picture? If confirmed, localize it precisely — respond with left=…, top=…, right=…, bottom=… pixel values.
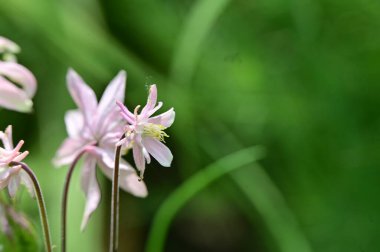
left=54, top=69, right=148, bottom=229
left=0, top=35, right=175, bottom=252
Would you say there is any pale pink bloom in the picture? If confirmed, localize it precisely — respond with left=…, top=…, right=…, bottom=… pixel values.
left=53, top=69, right=147, bottom=230
left=0, top=126, right=34, bottom=198
left=117, top=84, right=175, bottom=179
left=0, top=62, right=37, bottom=112
left=0, top=36, right=37, bottom=113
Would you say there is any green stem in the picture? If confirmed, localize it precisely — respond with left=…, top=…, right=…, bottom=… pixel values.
left=110, top=144, right=122, bottom=252
left=61, top=150, right=87, bottom=252
left=11, top=161, right=52, bottom=252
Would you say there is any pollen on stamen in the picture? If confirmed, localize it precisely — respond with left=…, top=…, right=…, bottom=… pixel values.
left=143, top=123, right=169, bottom=142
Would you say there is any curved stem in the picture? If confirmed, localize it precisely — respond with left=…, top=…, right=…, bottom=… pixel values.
left=110, top=144, right=122, bottom=252
left=61, top=150, right=87, bottom=252
left=11, top=161, right=52, bottom=252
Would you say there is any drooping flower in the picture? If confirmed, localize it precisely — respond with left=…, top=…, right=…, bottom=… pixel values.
left=53, top=69, right=147, bottom=230
left=116, top=84, right=175, bottom=179
left=0, top=36, right=37, bottom=113
left=0, top=126, right=34, bottom=198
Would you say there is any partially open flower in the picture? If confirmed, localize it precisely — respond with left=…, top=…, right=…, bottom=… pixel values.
left=117, top=84, right=175, bottom=179
left=0, top=36, right=37, bottom=113
left=0, top=126, right=34, bottom=198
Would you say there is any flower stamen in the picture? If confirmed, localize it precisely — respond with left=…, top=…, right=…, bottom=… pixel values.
left=142, top=123, right=169, bottom=142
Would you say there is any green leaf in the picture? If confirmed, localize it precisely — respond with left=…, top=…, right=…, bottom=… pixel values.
left=145, top=146, right=265, bottom=252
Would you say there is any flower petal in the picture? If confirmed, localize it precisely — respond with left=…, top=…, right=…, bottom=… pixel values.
left=141, top=85, right=157, bottom=117
left=0, top=37, right=20, bottom=54
left=116, top=101, right=135, bottom=124
left=0, top=76, right=33, bottom=112
left=66, top=69, right=98, bottom=125
left=20, top=170, right=34, bottom=198
left=146, top=102, right=163, bottom=118
left=80, top=155, right=100, bottom=231
left=88, top=147, right=148, bottom=197
left=64, top=110, right=84, bottom=138
left=142, top=137, right=173, bottom=167
left=0, top=125, right=13, bottom=150
left=133, top=145, right=146, bottom=176
left=53, top=138, right=91, bottom=166
left=0, top=61, right=37, bottom=98
left=99, top=162, right=148, bottom=198
left=8, top=175, right=20, bottom=198
left=97, top=71, right=126, bottom=120
left=147, top=108, right=175, bottom=128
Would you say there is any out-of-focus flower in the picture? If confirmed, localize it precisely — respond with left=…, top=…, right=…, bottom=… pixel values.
left=0, top=36, right=37, bottom=113
left=0, top=36, right=20, bottom=61
left=0, top=202, right=36, bottom=240
left=0, top=126, right=34, bottom=198
left=117, top=84, right=175, bottom=179
left=53, top=69, right=147, bottom=230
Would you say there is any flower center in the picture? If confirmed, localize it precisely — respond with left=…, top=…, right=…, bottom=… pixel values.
left=142, top=123, right=169, bottom=142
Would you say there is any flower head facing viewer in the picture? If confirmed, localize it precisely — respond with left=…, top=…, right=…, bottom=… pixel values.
left=117, top=84, right=175, bottom=180
left=0, top=36, right=37, bottom=113
left=53, top=69, right=147, bottom=230
left=0, top=126, right=34, bottom=198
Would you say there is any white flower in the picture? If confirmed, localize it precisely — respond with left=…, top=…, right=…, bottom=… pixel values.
left=117, top=84, right=175, bottom=179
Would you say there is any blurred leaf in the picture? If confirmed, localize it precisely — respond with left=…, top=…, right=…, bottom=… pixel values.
left=145, top=145, right=265, bottom=252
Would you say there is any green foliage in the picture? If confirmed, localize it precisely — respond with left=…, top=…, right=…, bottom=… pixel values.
left=0, top=210, right=40, bottom=252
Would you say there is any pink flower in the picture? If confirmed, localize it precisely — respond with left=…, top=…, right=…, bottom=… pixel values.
left=0, top=126, right=34, bottom=198
left=117, top=84, right=175, bottom=179
left=53, top=69, right=147, bottom=230
left=0, top=36, right=37, bottom=113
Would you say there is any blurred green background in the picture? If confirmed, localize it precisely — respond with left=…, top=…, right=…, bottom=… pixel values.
left=1, top=0, right=380, bottom=251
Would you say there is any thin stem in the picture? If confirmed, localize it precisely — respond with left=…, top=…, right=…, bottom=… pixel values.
left=110, top=144, right=122, bottom=252
left=61, top=150, right=87, bottom=252
left=11, top=161, right=52, bottom=252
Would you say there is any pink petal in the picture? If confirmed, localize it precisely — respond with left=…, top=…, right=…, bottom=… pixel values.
left=66, top=69, right=98, bottom=125
left=96, top=108, right=124, bottom=139
left=97, top=71, right=126, bottom=120
left=0, top=76, right=33, bottom=112
left=0, top=125, right=13, bottom=150
left=20, top=170, right=34, bottom=198
left=64, top=110, right=84, bottom=138
left=53, top=138, right=92, bottom=166
left=147, top=108, right=175, bottom=128
left=8, top=175, right=20, bottom=198
left=0, top=62, right=37, bottom=98
left=89, top=147, right=148, bottom=197
left=146, top=102, right=163, bottom=118
left=133, top=145, right=145, bottom=176
left=80, top=155, right=100, bottom=231
left=116, top=101, right=135, bottom=124
left=142, top=137, right=173, bottom=167
left=141, top=85, right=157, bottom=117
left=0, top=169, right=10, bottom=181
left=99, top=162, right=148, bottom=198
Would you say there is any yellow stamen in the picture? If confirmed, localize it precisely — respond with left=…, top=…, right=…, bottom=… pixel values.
left=143, top=123, right=169, bottom=142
